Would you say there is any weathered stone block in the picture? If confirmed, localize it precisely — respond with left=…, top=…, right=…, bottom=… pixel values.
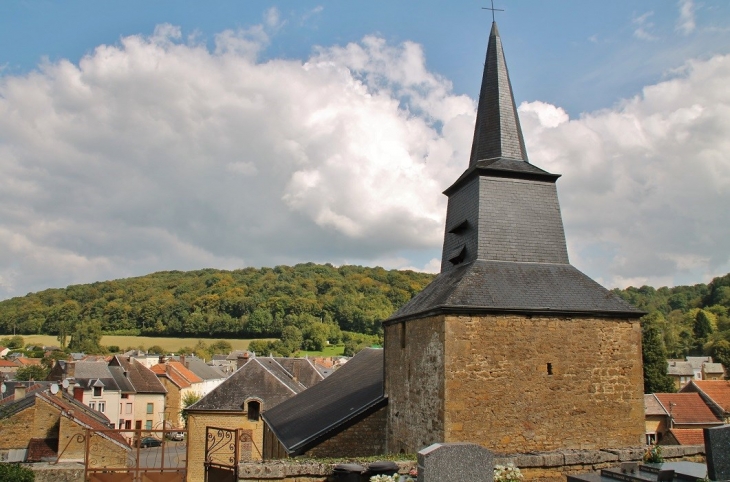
left=418, top=442, right=493, bottom=482
left=705, top=425, right=730, bottom=481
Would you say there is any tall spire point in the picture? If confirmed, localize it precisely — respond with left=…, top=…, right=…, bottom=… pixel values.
left=469, top=12, right=529, bottom=166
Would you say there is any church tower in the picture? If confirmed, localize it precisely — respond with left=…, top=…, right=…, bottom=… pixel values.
left=384, top=22, right=645, bottom=455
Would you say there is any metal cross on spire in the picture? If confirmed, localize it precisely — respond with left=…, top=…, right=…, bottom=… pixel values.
left=482, top=0, right=504, bottom=22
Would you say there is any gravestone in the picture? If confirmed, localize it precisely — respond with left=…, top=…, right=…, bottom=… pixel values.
left=417, top=442, right=494, bottom=482
left=705, top=425, right=730, bottom=481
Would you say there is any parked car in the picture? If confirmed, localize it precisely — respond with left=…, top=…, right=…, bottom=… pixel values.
left=139, top=437, right=162, bottom=448
left=168, top=431, right=184, bottom=441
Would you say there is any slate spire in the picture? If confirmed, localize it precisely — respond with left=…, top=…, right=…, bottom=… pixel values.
left=469, top=22, right=529, bottom=166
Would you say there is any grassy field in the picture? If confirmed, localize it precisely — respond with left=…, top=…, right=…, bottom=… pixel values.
left=298, top=345, right=346, bottom=357
left=20, top=334, right=268, bottom=353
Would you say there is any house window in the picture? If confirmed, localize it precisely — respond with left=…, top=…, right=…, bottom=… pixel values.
left=147, top=403, right=154, bottom=414
left=145, top=420, right=153, bottom=430
left=89, top=402, right=96, bottom=410
left=135, top=421, right=142, bottom=430
left=126, top=403, right=133, bottom=414
left=93, top=387, right=102, bottom=397
left=119, top=419, right=124, bottom=428
left=119, top=403, right=123, bottom=415
left=547, top=363, right=553, bottom=375
left=121, top=394, right=128, bottom=399
left=646, top=433, right=657, bottom=445
left=247, top=400, right=261, bottom=422
left=98, top=402, right=106, bottom=413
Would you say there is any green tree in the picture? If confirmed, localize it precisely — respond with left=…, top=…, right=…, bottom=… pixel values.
left=693, top=310, right=714, bottom=352
left=68, top=319, right=103, bottom=353
left=180, top=391, right=202, bottom=427
left=208, top=340, right=233, bottom=355
left=641, top=314, right=676, bottom=393
left=0, top=335, right=24, bottom=349
left=281, top=326, right=303, bottom=353
left=147, top=345, right=165, bottom=355
left=15, top=364, right=50, bottom=381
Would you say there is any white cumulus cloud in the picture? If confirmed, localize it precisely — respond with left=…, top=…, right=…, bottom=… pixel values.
left=520, top=54, right=730, bottom=288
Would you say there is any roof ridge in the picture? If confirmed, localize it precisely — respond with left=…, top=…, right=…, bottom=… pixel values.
left=253, top=358, right=300, bottom=395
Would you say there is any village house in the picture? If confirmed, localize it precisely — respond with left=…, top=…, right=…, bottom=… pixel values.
left=0, top=384, right=129, bottom=465
left=644, top=394, right=669, bottom=445
left=151, top=358, right=205, bottom=428
left=169, top=354, right=227, bottom=394
left=680, top=379, right=730, bottom=423
left=667, top=356, right=725, bottom=389
left=653, top=392, right=724, bottom=445
left=184, top=356, right=324, bottom=482
left=108, top=355, right=167, bottom=430
left=48, top=360, right=123, bottom=427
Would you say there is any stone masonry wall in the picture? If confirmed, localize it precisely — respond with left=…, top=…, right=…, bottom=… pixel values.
left=0, top=403, right=36, bottom=451
left=186, top=411, right=264, bottom=482
left=384, top=315, right=445, bottom=454
left=304, top=406, right=387, bottom=458
left=443, top=314, right=645, bottom=452
left=235, top=446, right=705, bottom=482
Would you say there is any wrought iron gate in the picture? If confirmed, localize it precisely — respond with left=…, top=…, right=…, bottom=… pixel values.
left=204, top=426, right=240, bottom=482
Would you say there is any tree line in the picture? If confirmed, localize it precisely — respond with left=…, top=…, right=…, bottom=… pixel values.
left=0, top=263, right=435, bottom=347
left=612, top=273, right=730, bottom=393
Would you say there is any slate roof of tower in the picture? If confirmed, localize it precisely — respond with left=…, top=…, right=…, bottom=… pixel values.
left=386, top=21, right=643, bottom=322
left=470, top=22, right=528, bottom=165
left=387, top=260, right=640, bottom=322
left=109, top=355, right=167, bottom=394
left=261, top=348, right=385, bottom=455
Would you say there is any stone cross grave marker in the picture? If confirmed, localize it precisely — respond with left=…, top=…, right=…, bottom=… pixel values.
left=705, top=424, right=730, bottom=481
left=417, top=442, right=494, bottom=482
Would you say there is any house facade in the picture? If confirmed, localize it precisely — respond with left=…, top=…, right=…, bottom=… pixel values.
left=185, top=357, right=323, bottom=482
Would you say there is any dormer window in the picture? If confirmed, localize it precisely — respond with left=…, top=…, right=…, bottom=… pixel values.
left=447, top=245, right=466, bottom=265
left=448, top=220, right=469, bottom=234
left=93, top=386, right=102, bottom=397
left=247, top=400, right=261, bottom=421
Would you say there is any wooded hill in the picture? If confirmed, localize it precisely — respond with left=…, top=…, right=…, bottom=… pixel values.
left=1, top=264, right=729, bottom=370
left=0, top=264, right=435, bottom=341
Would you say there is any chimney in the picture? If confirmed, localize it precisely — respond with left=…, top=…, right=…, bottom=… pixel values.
left=180, top=355, right=187, bottom=368
left=14, top=385, right=26, bottom=400
left=159, top=355, right=166, bottom=364
left=66, top=362, right=75, bottom=379
left=73, top=386, right=84, bottom=402
left=237, top=353, right=250, bottom=370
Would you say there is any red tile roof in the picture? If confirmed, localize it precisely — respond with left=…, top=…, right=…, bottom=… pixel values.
left=669, top=429, right=705, bottom=445
left=0, top=359, right=18, bottom=368
left=151, top=361, right=202, bottom=389
left=15, top=357, right=42, bottom=366
left=655, top=393, right=722, bottom=424
left=691, top=380, right=730, bottom=413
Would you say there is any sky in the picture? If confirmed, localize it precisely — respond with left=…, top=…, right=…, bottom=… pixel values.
left=1, top=0, right=730, bottom=300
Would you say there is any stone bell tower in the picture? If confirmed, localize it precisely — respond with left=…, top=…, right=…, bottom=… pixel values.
left=383, top=21, right=645, bottom=455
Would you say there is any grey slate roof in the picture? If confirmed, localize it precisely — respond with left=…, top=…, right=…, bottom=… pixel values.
left=387, top=260, right=642, bottom=323
left=171, top=356, right=226, bottom=380
left=109, top=356, right=167, bottom=394
left=667, top=361, right=695, bottom=377
left=73, top=362, right=120, bottom=391
left=108, top=366, right=136, bottom=394
left=187, top=357, right=319, bottom=412
left=470, top=22, right=528, bottom=165
left=392, top=21, right=645, bottom=321
left=262, top=348, right=385, bottom=455
left=704, top=363, right=725, bottom=374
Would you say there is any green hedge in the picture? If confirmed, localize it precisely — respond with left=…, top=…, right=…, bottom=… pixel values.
left=0, top=463, right=35, bottom=482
